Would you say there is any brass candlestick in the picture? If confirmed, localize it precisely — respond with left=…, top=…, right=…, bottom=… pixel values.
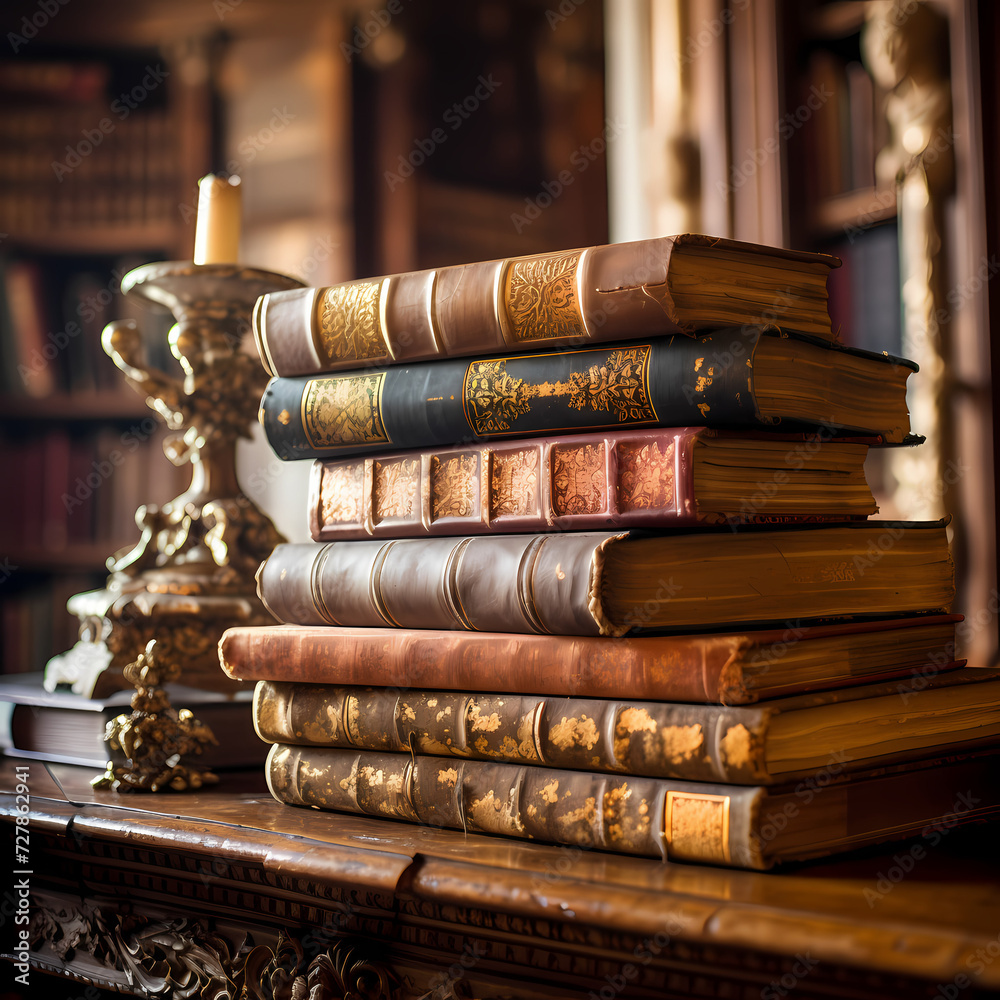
left=46, top=261, right=303, bottom=696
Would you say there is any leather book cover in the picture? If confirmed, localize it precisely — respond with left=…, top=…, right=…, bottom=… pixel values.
left=253, top=522, right=953, bottom=637
left=265, top=744, right=1000, bottom=869
left=307, top=427, right=878, bottom=541
left=258, top=328, right=916, bottom=461
left=253, top=668, right=996, bottom=784
left=252, top=234, right=841, bottom=377
left=219, top=616, right=963, bottom=705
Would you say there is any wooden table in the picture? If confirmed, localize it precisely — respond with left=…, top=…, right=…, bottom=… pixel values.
left=3, top=758, right=1000, bottom=999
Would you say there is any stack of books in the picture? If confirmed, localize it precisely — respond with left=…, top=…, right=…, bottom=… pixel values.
left=219, top=235, right=1000, bottom=869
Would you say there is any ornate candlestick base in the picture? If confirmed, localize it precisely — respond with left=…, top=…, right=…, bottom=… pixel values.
left=45, top=262, right=303, bottom=697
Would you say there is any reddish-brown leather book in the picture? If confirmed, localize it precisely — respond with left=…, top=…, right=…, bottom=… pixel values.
left=308, top=428, right=878, bottom=541
left=264, top=744, right=1000, bottom=869
left=254, top=522, right=954, bottom=636
left=252, top=234, right=840, bottom=377
left=218, top=616, right=962, bottom=705
left=253, top=668, right=996, bottom=785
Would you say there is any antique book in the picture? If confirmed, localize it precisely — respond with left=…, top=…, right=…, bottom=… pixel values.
left=258, top=328, right=915, bottom=461
left=0, top=673, right=265, bottom=770
left=219, top=616, right=963, bottom=704
left=264, top=744, right=1000, bottom=869
left=255, top=521, right=954, bottom=636
left=308, top=428, right=880, bottom=540
left=252, top=234, right=840, bottom=377
left=252, top=669, right=998, bottom=785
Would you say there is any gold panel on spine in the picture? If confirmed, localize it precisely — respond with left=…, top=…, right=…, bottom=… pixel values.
left=503, top=249, right=586, bottom=342
left=664, top=791, right=731, bottom=864
left=490, top=449, right=538, bottom=517
left=374, top=458, right=419, bottom=522
left=316, top=280, right=387, bottom=364
left=302, top=374, right=389, bottom=450
left=462, top=346, right=656, bottom=438
left=618, top=440, right=676, bottom=511
left=320, top=462, right=365, bottom=523
left=430, top=454, right=480, bottom=520
left=551, top=443, right=606, bottom=515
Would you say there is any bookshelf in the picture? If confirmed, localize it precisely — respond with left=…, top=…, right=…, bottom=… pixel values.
left=0, top=45, right=208, bottom=673
left=773, top=0, right=995, bottom=664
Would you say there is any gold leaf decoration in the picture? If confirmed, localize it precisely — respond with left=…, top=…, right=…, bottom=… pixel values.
left=320, top=462, right=365, bottom=524
left=302, top=374, right=389, bottom=450
left=618, top=440, right=676, bottom=511
left=552, top=443, right=605, bottom=515
left=431, top=454, right=479, bottom=520
left=316, top=280, right=387, bottom=364
left=374, top=458, right=418, bottom=521
left=490, top=449, right=538, bottom=517
left=504, top=249, right=585, bottom=342
left=566, top=347, right=654, bottom=422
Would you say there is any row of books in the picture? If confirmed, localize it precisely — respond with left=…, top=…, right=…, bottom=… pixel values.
left=179, top=234, right=985, bottom=867
left=801, top=47, right=890, bottom=202
left=0, top=425, right=185, bottom=554
left=0, top=58, right=179, bottom=236
left=0, top=255, right=174, bottom=399
left=2, top=575, right=96, bottom=680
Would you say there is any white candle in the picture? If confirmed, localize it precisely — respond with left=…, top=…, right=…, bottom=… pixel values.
left=193, top=174, right=241, bottom=264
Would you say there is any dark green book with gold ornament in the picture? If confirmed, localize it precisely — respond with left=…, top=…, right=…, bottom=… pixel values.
left=258, top=327, right=915, bottom=461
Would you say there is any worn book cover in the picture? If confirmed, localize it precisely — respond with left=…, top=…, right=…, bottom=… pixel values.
left=259, top=328, right=915, bottom=461
left=265, top=744, right=1000, bottom=869
left=219, top=616, right=963, bottom=704
left=252, top=234, right=840, bottom=377
left=309, top=428, right=880, bottom=540
left=255, top=522, right=954, bottom=636
left=253, top=668, right=996, bottom=784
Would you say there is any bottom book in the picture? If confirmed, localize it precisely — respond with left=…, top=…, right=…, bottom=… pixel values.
left=0, top=673, right=265, bottom=771
left=266, top=743, right=1000, bottom=870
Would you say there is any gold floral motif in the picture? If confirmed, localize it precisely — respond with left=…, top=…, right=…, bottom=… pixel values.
left=316, top=280, right=387, bottom=364
left=462, top=346, right=656, bottom=437
left=374, top=458, right=418, bottom=521
left=430, top=454, right=479, bottom=520
left=504, top=249, right=585, bottom=341
left=303, top=374, right=389, bottom=450
left=552, top=443, right=605, bottom=515
left=618, top=440, right=676, bottom=511
left=490, top=449, right=538, bottom=517
left=566, top=347, right=653, bottom=421
left=320, top=462, right=365, bottom=524
left=464, top=360, right=534, bottom=434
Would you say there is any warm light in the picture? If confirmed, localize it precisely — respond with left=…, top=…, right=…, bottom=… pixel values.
left=193, top=174, right=241, bottom=265
left=902, top=125, right=927, bottom=155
